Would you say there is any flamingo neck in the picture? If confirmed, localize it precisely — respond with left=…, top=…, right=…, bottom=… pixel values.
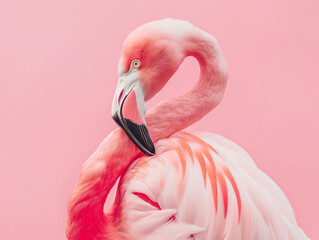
left=66, top=129, right=139, bottom=240
left=146, top=32, right=228, bottom=142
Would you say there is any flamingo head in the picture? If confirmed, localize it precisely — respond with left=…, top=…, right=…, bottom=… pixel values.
left=112, top=19, right=191, bottom=156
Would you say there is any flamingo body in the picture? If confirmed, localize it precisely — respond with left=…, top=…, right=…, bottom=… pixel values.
left=114, top=132, right=308, bottom=240
left=66, top=19, right=310, bottom=240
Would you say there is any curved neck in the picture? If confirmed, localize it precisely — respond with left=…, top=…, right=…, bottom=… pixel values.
left=146, top=31, right=228, bottom=141
left=66, top=129, right=140, bottom=240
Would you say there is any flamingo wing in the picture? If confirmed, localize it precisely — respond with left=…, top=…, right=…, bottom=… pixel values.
left=110, top=132, right=309, bottom=240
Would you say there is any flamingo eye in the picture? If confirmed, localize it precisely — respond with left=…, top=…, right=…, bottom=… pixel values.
left=132, top=60, right=141, bottom=69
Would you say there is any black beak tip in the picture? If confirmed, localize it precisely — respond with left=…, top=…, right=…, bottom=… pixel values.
left=112, top=114, right=155, bottom=156
left=145, top=142, right=155, bottom=156
left=123, top=118, right=155, bottom=156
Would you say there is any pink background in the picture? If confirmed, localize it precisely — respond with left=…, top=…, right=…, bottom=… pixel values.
left=0, top=0, right=318, bottom=239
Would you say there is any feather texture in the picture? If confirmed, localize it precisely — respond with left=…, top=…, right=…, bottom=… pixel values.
left=111, top=132, right=309, bottom=240
left=67, top=19, right=309, bottom=240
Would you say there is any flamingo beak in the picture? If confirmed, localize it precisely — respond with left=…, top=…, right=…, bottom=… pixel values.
left=111, top=77, right=155, bottom=156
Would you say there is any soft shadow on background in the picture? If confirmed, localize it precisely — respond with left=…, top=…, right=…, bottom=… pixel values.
left=0, top=0, right=318, bottom=239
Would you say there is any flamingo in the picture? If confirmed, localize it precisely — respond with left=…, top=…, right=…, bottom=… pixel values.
left=66, top=19, right=310, bottom=240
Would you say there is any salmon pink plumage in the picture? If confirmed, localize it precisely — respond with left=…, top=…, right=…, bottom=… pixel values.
left=66, top=19, right=310, bottom=240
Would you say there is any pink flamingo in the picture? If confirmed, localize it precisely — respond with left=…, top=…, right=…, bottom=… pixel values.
left=66, top=19, right=309, bottom=240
